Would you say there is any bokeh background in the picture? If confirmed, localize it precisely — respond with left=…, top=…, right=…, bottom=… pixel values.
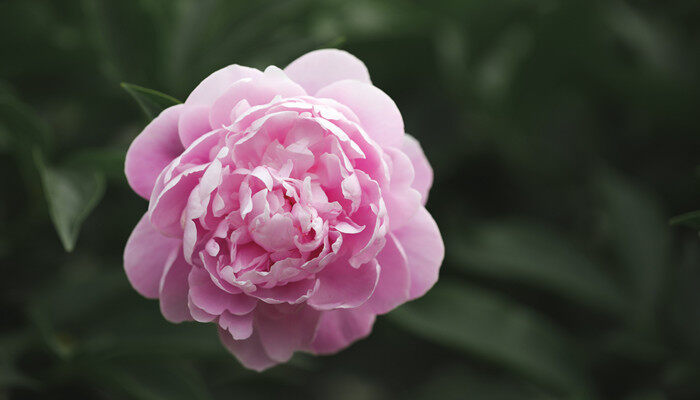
left=1, top=0, right=700, bottom=399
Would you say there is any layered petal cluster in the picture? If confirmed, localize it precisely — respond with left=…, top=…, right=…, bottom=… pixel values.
left=124, top=49, right=443, bottom=371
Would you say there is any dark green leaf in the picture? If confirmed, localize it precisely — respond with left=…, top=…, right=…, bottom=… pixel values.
left=389, top=282, right=592, bottom=395
left=451, top=221, right=626, bottom=315
left=670, top=210, right=700, bottom=230
left=35, top=151, right=106, bottom=252
left=597, top=170, right=670, bottom=330
left=121, top=82, right=181, bottom=120
left=65, top=147, right=127, bottom=182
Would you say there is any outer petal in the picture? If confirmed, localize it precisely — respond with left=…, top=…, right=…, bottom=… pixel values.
left=284, top=49, right=371, bottom=95
left=123, top=213, right=181, bottom=299
left=178, top=104, right=212, bottom=148
left=316, top=80, right=403, bottom=148
left=310, top=308, right=375, bottom=354
left=392, top=207, right=444, bottom=300
left=159, top=250, right=192, bottom=322
left=218, top=312, right=254, bottom=340
left=363, top=234, right=410, bottom=314
left=125, top=105, right=184, bottom=199
left=307, top=259, right=379, bottom=310
left=218, top=328, right=277, bottom=372
left=209, top=67, right=306, bottom=128
left=186, top=65, right=263, bottom=106
left=255, top=304, right=320, bottom=362
left=401, top=134, right=433, bottom=204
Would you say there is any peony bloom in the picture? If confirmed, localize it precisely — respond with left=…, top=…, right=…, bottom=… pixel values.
left=123, top=49, right=444, bottom=371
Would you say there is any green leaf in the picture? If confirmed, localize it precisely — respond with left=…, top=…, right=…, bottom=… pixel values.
left=65, top=147, right=127, bottom=182
left=670, top=210, right=700, bottom=230
left=35, top=151, right=106, bottom=252
left=597, top=170, right=669, bottom=330
left=389, top=282, right=592, bottom=395
left=451, top=221, right=626, bottom=315
left=121, top=82, right=181, bottom=120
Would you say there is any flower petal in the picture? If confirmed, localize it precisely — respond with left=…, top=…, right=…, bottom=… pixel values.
left=186, top=65, right=263, bottom=106
left=284, top=49, right=371, bottom=95
left=159, top=249, right=192, bottom=322
left=392, top=207, right=444, bottom=299
left=255, top=304, right=320, bottom=362
left=316, top=80, right=403, bottom=148
left=363, top=234, right=409, bottom=314
left=125, top=105, right=184, bottom=199
left=307, top=259, right=379, bottom=310
left=209, top=69, right=306, bottom=128
left=123, top=213, right=181, bottom=299
left=188, top=268, right=258, bottom=316
left=402, top=134, right=433, bottom=204
left=178, top=104, right=212, bottom=148
left=218, top=328, right=277, bottom=372
left=218, top=312, right=254, bottom=340
left=310, top=308, right=375, bottom=354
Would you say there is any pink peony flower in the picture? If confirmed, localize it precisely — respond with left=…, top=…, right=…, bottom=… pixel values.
left=123, top=49, right=444, bottom=371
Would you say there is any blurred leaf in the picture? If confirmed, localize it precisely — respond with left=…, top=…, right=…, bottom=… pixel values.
left=87, top=362, right=212, bottom=400
left=389, top=282, right=592, bottom=395
left=121, top=82, right=181, bottom=120
left=414, top=365, right=556, bottom=400
left=0, top=93, right=50, bottom=153
left=597, top=170, right=669, bottom=330
left=65, top=147, right=127, bottom=182
left=451, top=221, right=626, bottom=315
left=35, top=151, right=106, bottom=252
left=669, top=211, right=700, bottom=230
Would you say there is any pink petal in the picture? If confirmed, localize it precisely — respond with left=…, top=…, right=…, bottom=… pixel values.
left=186, top=65, right=263, bottom=106
left=188, top=268, right=258, bottom=316
left=310, top=309, right=375, bottom=354
left=178, top=104, right=212, bottom=148
left=218, top=312, right=254, bottom=340
left=392, top=207, right=444, bottom=300
left=363, top=234, right=409, bottom=314
left=209, top=69, right=306, bottom=128
left=148, top=164, right=207, bottom=237
left=125, top=105, right=184, bottom=199
left=307, top=259, right=379, bottom=310
left=401, top=134, right=433, bottom=204
left=316, top=80, right=404, bottom=148
left=255, top=304, right=320, bottom=362
left=123, top=213, right=181, bottom=299
left=284, top=49, right=371, bottom=95
left=218, top=328, right=277, bottom=372
left=159, top=250, right=192, bottom=322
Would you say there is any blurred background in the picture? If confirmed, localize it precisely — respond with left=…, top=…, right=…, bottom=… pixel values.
left=1, top=0, right=699, bottom=399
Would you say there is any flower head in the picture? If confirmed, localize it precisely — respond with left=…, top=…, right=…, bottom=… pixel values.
left=124, top=49, right=443, bottom=370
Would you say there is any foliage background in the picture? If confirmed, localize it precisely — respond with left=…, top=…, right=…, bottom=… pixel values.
left=1, top=0, right=700, bottom=399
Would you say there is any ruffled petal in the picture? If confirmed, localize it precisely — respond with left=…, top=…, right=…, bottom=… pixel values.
left=123, top=213, right=181, bottom=299
left=218, top=312, right=254, bottom=340
left=401, top=134, right=433, bottom=204
left=188, top=268, right=258, bottom=316
left=255, top=304, right=320, bottom=362
left=186, top=65, right=263, bottom=106
left=218, top=328, right=277, bottom=372
left=316, top=80, right=404, bottom=148
left=307, top=259, right=379, bottom=310
left=284, top=49, right=371, bottom=95
left=310, top=308, right=375, bottom=354
left=159, top=249, right=192, bottom=322
left=125, top=105, right=184, bottom=199
left=363, top=234, right=409, bottom=314
left=209, top=67, right=306, bottom=128
left=392, top=207, right=444, bottom=300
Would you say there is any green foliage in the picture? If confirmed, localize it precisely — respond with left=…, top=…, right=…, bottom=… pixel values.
left=121, top=82, right=181, bottom=120
left=670, top=211, right=700, bottom=230
left=34, top=152, right=106, bottom=252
